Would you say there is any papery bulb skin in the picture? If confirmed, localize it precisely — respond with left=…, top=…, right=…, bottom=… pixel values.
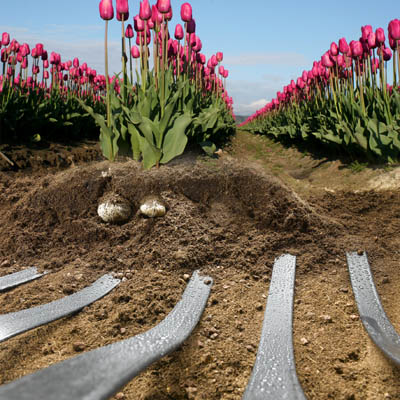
left=131, top=45, right=140, bottom=58
left=329, top=42, right=338, bottom=57
left=99, top=0, right=114, bottom=20
left=375, top=28, right=385, bottom=45
left=1, top=32, right=10, bottom=46
left=216, top=52, right=223, bottom=62
left=338, top=38, right=349, bottom=54
left=156, top=0, right=171, bottom=13
left=388, top=19, right=400, bottom=40
left=187, top=19, right=196, bottom=34
left=139, top=0, right=151, bottom=20
left=175, top=24, right=184, bottom=40
left=125, top=24, right=134, bottom=38
left=181, top=2, right=192, bottom=22
left=350, top=40, right=363, bottom=58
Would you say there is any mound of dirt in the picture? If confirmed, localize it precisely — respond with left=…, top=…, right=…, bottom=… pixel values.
left=0, top=154, right=399, bottom=400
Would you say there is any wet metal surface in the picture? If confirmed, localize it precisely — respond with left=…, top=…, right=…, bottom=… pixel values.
left=347, top=251, right=400, bottom=366
left=0, top=270, right=212, bottom=400
left=0, top=274, right=120, bottom=344
left=242, top=254, right=306, bottom=400
left=0, top=267, right=45, bottom=292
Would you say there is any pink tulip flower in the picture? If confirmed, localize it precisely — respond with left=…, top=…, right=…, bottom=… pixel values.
left=367, top=33, right=377, bottom=49
left=156, top=0, right=171, bottom=13
left=42, top=51, right=48, bottom=61
left=350, top=40, right=363, bottom=58
left=131, top=45, right=140, bottom=58
left=218, top=65, right=224, bottom=75
left=116, top=0, right=129, bottom=14
left=388, top=19, right=400, bottom=40
left=389, top=36, right=397, bottom=50
left=99, top=0, right=114, bottom=20
left=73, top=57, right=79, bottom=68
left=134, top=15, right=145, bottom=32
left=383, top=47, right=392, bottom=61
left=361, top=25, right=373, bottom=41
left=175, top=24, right=184, bottom=40
left=375, top=28, right=385, bottom=45
left=329, top=42, right=338, bottom=57
left=43, top=59, right=49, bottom=68
left=139, top=0, right=151, bottom=20
left=125, top=24, right=134, bottom=38
left=216, top=52, right=223, bottom=62
left=151, top=5, right=163, bottom=24
left=1, top=32, right=10, bottom=46
left=187, top=19, right=196, bottom=34
left=338, top=38, right=349, bottom=54
left=181, top=3, right=192, bottom=22
left=321, top=52, right=334, bottom=68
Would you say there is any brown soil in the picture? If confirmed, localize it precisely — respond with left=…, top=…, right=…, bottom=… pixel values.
left=0, top=132, right=399, bottom=400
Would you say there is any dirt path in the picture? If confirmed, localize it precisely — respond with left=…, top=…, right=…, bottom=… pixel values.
left=0, top=132, right=399, bottom=399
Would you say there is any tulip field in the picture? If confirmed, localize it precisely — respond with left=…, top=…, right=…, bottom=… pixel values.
left=240, top=21, right=400, bottom=163
left=0, top=0, right=235, bottom=169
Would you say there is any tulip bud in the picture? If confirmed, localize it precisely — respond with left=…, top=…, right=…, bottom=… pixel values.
left=116, top=0, right=129, bottom=14
left=329, top=42, right=338, bottom=57
left=175, top=24, right=184, bottom=40
left=223, top=70, right=229, bottom=78
left=42, top=51, right=48, bottom=61
left=388, top=19, right=400, bottom=41
left=350, top=40, right=363, bottom=58
left=337, top=54, right=345, bottom=67
left=99, top=0, right=114, bottom=20
left=117, top=10, right=129, bottom=21
left=321, top=52, right=334, bottom=68
left=383, top=47, right=392, bottom=61
left=43, top=59, right=49, bottom=68
left=165, top=8, right=173, bottom=20
left=375, top=28, right=385, bottom=45
left=140, top=0, right=151, bottom=20
left=338, top=38, right=349, bottom=54
left=151, top=5, right=163, bottom=25
left=389, top=36, right=397, bottom=50
left=187, top=19, right=196, bottom=34
left=125, top=24, right=134, bottom=38
left=156, top=0, right=171, bottom=13
left=361, top=25, right=373, bottom=41
left=73, top=57, right=79, bottom=68
left=218, top=65, right=224, bottom=75
left=131, top=45, right=140, bottom=58
left=216, top=52, right=223, bottom=62
left=44, top=70, right=49, bottom=79
left=1, top=32, right=10, bottom=46
left=181, top=2, right=192, bottom=22
left=367, top=33, right=377, bottom=49
left=134, top=15, right=145, bottom=32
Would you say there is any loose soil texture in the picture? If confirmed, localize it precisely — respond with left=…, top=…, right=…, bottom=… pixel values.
left=0, top=133, right=399, bottom=400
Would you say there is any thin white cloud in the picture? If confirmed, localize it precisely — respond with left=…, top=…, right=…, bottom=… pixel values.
left=236, top=99, right=268, bottom=115
left=225, top=52, right=309, bottom=66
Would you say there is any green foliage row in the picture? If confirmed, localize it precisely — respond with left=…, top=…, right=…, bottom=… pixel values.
left=0, top=83, right=104, bottom=145
left=244, top=86, right=400, bottom=163
left=81, top=70, right=235, bottom=169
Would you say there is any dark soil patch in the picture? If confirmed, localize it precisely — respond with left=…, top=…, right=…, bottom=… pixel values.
left=0, top=142, right=399, bottom=399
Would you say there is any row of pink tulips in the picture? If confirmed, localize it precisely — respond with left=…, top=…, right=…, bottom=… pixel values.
left=241, top=19, right=400, bottom=126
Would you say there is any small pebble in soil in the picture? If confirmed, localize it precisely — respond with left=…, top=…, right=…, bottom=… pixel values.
left=350, top=314, right=359, bottom=321
left=114, top=393, right=125, bottom=399
left=357, top=250, right=364, bottom=256
left=384, top=393, right=391, bottom=399
left=183, top=273, right=190, bottom=281
left=246, top=344, right=255, bottom=353
left=300, top=337, right=309, bottom=345
left=339, top=287, right=349, bottom=293
left=140, top=196, right=166, bottom=218
left=73, top=342, right=85, bottom=352
left=321, top=315, right=333, bottom=323
left=255, top=303, right=263, bottom=311
left=0, top=260, right=10, bottom=268
left=381, top=276, right=390, bottom=284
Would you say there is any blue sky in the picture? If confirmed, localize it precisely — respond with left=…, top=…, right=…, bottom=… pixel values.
left=1, top=0, right=398, bottom=115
